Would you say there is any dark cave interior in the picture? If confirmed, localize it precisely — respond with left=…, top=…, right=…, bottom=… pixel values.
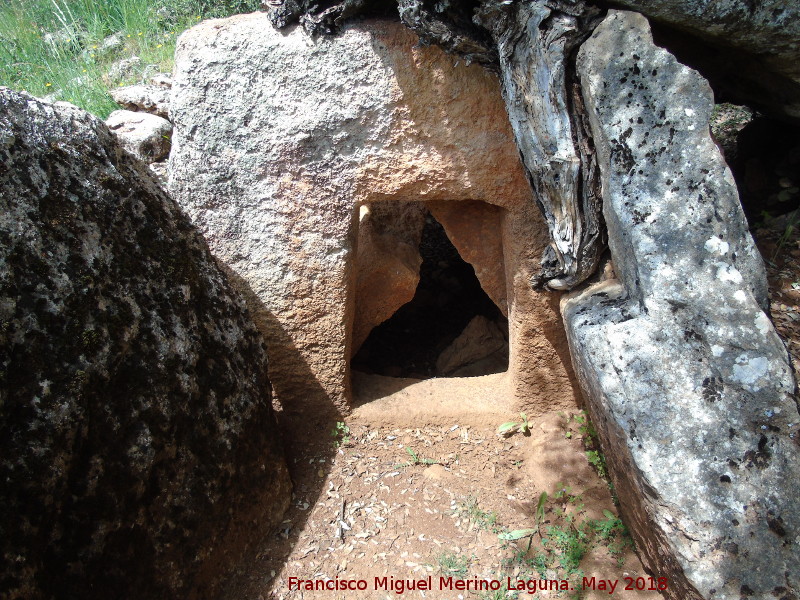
left=351, top=211, right=509, bottom=379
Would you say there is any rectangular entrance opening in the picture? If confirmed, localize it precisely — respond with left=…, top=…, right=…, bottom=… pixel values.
left=351, top=204, right=509, bottom=381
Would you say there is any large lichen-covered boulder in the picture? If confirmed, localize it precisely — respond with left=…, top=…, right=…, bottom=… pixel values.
left=0, top=89, right=291, bottom=600
left=563, top=12, right=800, bottom=600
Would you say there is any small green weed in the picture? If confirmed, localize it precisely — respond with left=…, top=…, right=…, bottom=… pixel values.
left=498, top=489, right=635, bottom=595
left=585, top=450, right=608, bottom=480
left=394, top=446, right=438, bottom=468
left=330, top=421, right=350, bottom=448
left=569, top=411, right=613, bottom=492
left=588, top=510, right=635, bottom=566
left=436, top=551, right=471, bottom=578
left=497, top=412, right=531, bottom=437
left=458, top=496, right=500, bottom=533
left=544, top=524, right=588, bottom=572
left=498, top=491, right=548, bottom=547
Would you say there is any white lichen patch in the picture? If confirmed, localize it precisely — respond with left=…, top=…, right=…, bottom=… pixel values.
left=754, top=312, right=771, bottom=335
left=714, top=262, right=743, bottom=284
left=711, top=344, right=725, bottom=357
left=704, top=236, right=730, bottom=256
left=731, top=354, right=769, bottom=389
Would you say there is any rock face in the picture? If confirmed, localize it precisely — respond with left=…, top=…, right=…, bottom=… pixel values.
left=169, top=15, right=578, bottom=416
left=110, top=84, right=171, bottom=118
left=563, top=12, right=800, bottom=599
left=0, top=89, right=291, bottom=600
left=436, top=315, right=508, bottom=377
left=428, top=200, right=508, bottom=316
left=607, top=0, right=800, bottom=120
left=352, top=202, right=425, bottom=354
left=106, top=109, right=172, bottom=162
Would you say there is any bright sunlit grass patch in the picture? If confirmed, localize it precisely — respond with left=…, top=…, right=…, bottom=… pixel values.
left=0, top=0, right=260, bottom=118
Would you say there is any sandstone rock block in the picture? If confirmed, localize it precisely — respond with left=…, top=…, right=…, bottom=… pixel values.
left=170, top=15, right=575, bottom=416
left=106, top=109, right=172, bottom=162
left=0, top=89, right=290, bottom=600
left=564, top=12, right=800, bottom=599
left=436, top=315, right=508, bottom=377
left=353, top=202, right=426, bottom=354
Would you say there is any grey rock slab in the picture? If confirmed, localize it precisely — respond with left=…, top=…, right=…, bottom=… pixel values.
left=110, top=84, right=171, bottom=118
left=607, top=0, right=800, bottom=64
left=564, top=11, right=800, bottom=600
left=106, top=109, right=172, bottom=162
left=609, top=0, right=800, bottom=120
left=0, top=88, right=290, bottom=600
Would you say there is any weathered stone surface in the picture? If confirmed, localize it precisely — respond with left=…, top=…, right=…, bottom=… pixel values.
left=106, top=109, right=172, bottom=162
left=150, top=72, right=173, bottom=88
left=436, top=315, right=508, bottom=377
left=267, top=0, right=607, bottom=289
left=148, top=159, right=169, bottom=185
left=110, top=84, right=171, bottom=118
left=608, top=0, right=800, bottom=120
left=170, top=15, right=578, bottom=415
left=563, top=12, right=800, bottom=599
left=353, top=202, right=425, bottom=354
left=0, top=89, right=290, bottom=600
left=428, top=200, right=507, bottom=315
left=106, top=55, right=141, bottom=81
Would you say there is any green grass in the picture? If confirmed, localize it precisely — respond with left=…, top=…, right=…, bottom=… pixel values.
left=458, top=496, right=501, bottom=533
left=494, top=492, right=635, bottom=599
left=0, top=0, right=260, bottom=118
left=435, top=551, right=471, bottom=578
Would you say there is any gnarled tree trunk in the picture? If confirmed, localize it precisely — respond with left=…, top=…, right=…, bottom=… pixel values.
left=473, top=1, right=605, bottom=289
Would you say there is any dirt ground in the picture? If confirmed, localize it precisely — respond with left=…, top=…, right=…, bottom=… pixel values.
left=221, top=403, right=665, bottom=600
left=223, top=411, right=658, bottom=599
left=216, top=210, right=800, bottom=600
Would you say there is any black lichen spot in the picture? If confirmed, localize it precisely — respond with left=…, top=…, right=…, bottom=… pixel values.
left=767, top=511, right=787, bottom=537
left=610, top=136, right=635, bottom=175
left=702, top=376, right=722, bottom=402
left=631, top=209, right=650, bottom=225
left=719, top=474, right=731, bottom=483
left=684, top=329, right=702, bottom=342
left=743, top=435, right=772, bottom=469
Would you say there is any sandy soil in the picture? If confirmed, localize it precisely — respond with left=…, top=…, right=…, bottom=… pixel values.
left=220, top=406, right=664, bottom=600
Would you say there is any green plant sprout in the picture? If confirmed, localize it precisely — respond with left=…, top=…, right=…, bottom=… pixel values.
left=497, top=412, right=530, bottom=437
left=330, top=421, right=350, bottom=448
left=394, top=446, right=438, bottom=468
